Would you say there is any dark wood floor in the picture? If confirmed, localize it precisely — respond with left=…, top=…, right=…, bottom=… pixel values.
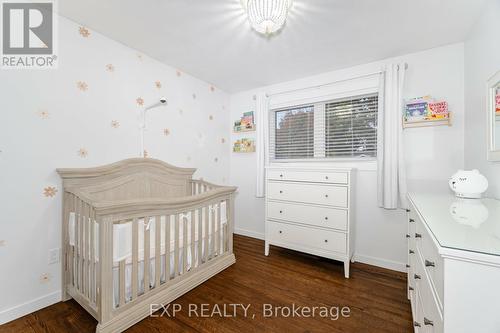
left=0, top=235, right=412, bottom=333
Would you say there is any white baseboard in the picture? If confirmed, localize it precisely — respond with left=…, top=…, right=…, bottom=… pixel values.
left=0, top=290, right=61, bottom=325
left=234, top=228, right=265, bottom=240
left=353, top=254, right=406, bottom=272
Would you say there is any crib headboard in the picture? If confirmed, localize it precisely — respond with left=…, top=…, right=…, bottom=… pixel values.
left=57, top=158, right=196, bottom=202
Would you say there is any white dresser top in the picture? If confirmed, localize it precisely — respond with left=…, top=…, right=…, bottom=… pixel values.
left=408, top=192, right=500, bottom=257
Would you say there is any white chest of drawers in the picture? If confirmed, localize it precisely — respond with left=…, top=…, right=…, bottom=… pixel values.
left=407, top=192, right=500, bottom=333
left=265, top=166, right=355, bottom=278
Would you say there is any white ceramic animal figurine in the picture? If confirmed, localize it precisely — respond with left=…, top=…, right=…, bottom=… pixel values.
left=448, top=169, right=489, bottom=199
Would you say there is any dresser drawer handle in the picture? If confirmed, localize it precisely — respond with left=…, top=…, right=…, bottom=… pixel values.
left=279, top=190, right=283, bottom=194
left=405, top=234, right=410, bottom=238
left=324, top=239, right=328, bottom=243
left=325, top=176, right=329, bottom=180
left=414, top=274, right=421, bottom=280
left=409, top=218, right=415, bottom=223
left=425, top=260, right=435, bottom=267
left=409, top=249, right=415, bottom=254
left=414, top=321, right=421, bottom=327
left=424, top=318, right=434, bottom=326
left=279, top=210, right=283, bottom=214
left=324, top=216, right=328, bottom=220
left=406, top=209, right=410, bottom=213
left=279, top=230, right=282, bottom=234
left=325, top=194, right=329, bottom=198
left=408, top=286, right=414, bottom=291
left=279, top=174, right=283, bottom=178
left=406, top=264, right=410, bottom=268
left=415, top=233, right=422, bottom=238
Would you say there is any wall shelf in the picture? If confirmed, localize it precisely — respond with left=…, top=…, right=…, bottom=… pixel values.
left=403, top=112, right=452, bottom=129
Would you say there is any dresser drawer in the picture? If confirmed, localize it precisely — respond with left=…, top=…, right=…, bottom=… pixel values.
left=267, top=169, right=348, bottom=184
left=267, top=221, right=347, bottom=255
left=267, top=201, right=348, bottom=231
left=415, top=216, right=444, bottom=311
left=267, top=181, right=348, bottom=207
left=414, top=251, right=443, bottom=333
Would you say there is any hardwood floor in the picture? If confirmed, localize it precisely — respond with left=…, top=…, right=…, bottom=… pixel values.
left=0, top=235, right=412, bottom=333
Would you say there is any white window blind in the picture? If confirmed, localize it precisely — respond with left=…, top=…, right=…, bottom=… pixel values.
left=325, top=94, right=378, bottom=158
left=269, top=93, right=378, bottom=161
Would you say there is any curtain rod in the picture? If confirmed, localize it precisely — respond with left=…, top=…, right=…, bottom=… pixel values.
left=265, top=63, right=408, bottom=98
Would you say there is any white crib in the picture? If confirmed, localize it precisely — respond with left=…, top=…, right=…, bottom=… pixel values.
left=57, top=158, right=237, bottom=333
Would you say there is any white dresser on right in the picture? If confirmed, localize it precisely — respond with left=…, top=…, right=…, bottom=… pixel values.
left=407, top=192, right=500, bottom=333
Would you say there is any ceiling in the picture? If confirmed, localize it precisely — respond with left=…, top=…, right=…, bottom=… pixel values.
left=58, top=0, right=487, bottom=93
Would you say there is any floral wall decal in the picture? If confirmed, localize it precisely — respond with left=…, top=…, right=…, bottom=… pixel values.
left=79, top=26, right=91, bottom=38
left=111, top=120, right=120, bottom=128
left=163, top=128, right=170, bottom=136
left=221, top=138, right=226, bottom=144
left=136, top=97, right=144, bottom=106
left=137, top=54, right=143, bottom=61
left=214, top=157, right=219, bottom=162
left=176, top=70, right=182, bottom=77
left=38, top=110, right=50, bottom=119
left=105, top=64, right=115, bottom=72
left=43, top=186, right=57, bottom=197
left=210, top=86, right=215, bottom=92
left=77, top=148, right=88, bottom=158
left=209, top=115, right=214, bottom=120
left=155, top=81, right=162, bottom=89
left=178, top=109, right=183, bottom=115
left=76, top=81, right=88, bottom=91
left=192, top=93, right=197, bottom=99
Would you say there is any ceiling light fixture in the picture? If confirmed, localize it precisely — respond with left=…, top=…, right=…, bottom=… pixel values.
left=244, top=0, right=293, bottom=35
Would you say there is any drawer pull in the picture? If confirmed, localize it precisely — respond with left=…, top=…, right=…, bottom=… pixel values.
left=425, top=260, right=435, bottom=267
left=325, top=176, right=329, bottom=180
left=324, top=239, right=328, bottom=243
left=279, top=174, right=283, bottom=178
left=406, top=209, right=410, bottom=213
left=415, top=233, right=422, bottom=238
left=406, top=264, right=410, bottom=268
left=409, top=249, right=415, bottom=254
left=405, top=234, right=410, bottom=238
left=409, top=218, right=415, bottom=223
left=279, top=210, right=283, bottom=214
left=414, top=321, right=421, bottom=327
left=324, top=216, right=328, bottom=220
left=408, top=286, right=414, bottom=291
left=279, top=230, right=282, bottom=234
left=325, top=194, right=329, bottom=198
left=279, top=190, right=283, bottom=194
left=424, top=318, right=434, bottom=326
left=414, top=274, right=421, bottom=280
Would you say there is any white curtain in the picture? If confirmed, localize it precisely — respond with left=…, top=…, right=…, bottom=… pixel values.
left=255, top=92, right=269, bottom=198
left=377, top=63, right=408, bottom=209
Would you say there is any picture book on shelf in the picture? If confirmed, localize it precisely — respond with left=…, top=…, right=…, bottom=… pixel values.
left=233, top=138, right=255, bottom=153
left=405, top=96, right=449, bottom=123
left=234, top=111, right=256, bottom=132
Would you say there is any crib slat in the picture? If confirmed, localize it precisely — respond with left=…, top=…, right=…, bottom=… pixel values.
left=210, top=203, right=215, bottom=259
left=69, top=194, right=76, bottom=288
left=228, top=194, right=234, bottom=253
left=144, top=217, right=150, bottom=293
left=78, top=198, right=83, bottom=292
left=216, top=202, right=221, bottom=256
left=131, top=218, right=138, bottom=300
left=182, top=214, right=188, bottom=274
left=203, top=206, right=209, bottom=263
left=119, top=259, right=126, bottom=307
left=155, top=216, right=161, bottom=288
left=174, top=214, right=179, bottom=277
left=89, top=207, right=95, bottom=304
left=190, top=210, right=195, bottom=269
left=165, top=215, right=170, bottom=282
left=84, top=202, right=90, bottom=298
left=197, top=208, right=202, bottom=266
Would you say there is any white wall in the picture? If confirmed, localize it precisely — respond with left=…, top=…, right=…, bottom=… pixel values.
left=0, top=16, right=230, bottom=323
left=464, top=0, right=500, bottom=198
left=230, top=43, right=465, bottom=271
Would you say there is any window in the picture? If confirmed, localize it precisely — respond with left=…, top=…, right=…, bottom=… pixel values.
left=269, top=93, right=378, bottom=161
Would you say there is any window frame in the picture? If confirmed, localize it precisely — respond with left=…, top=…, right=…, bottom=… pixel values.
left=268, top=92, right=379, bottom=164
